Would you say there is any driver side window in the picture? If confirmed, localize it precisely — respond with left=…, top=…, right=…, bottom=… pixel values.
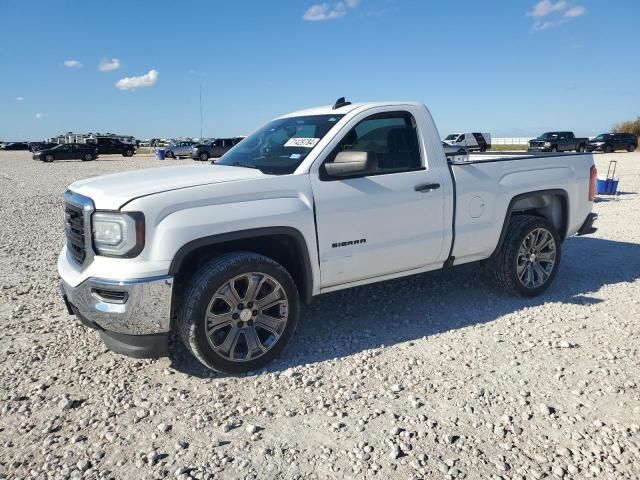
left=324, top=112, right=422, bottom=177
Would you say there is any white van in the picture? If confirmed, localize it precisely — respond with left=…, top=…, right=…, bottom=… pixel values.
left=443, top=132, right=491, bottom=152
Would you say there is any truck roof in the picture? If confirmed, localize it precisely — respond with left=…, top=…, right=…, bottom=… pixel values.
left=279, top=101, right=424, bottom=118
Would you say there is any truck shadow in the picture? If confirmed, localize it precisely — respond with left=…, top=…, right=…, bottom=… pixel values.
left=168, top=236, right=640, bottom=378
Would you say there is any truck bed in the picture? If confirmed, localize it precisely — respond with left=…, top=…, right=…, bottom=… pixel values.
left=447, top=152, right=594, bottom=266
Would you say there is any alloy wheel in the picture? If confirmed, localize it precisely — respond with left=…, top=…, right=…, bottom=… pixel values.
left=205, top=272, right=289, bottom=362
left=516, top=227, right=557, bottom=289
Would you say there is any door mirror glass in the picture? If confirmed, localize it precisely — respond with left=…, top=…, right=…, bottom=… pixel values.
left=324, top=151, right=377, bottom=177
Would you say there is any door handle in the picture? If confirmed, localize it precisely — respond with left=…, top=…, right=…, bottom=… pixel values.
left=414, top=183, right=440, bottom=192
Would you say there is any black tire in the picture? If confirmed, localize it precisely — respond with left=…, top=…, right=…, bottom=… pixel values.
left=604, top=144, right=613, bottom=153
left=82, top=153, right=94, bottom=161
left=493, top=215, right=562, bottom=298
left=44, top=154, right=54, bottom=163
left=178, top=252, right=300, bottom=374
left=577, top=144, right=585, bottom=153
left=480, top=146, right=487, bottom=152
left=166, top=150, right=175, bottom=159
left=627, top=144, right=636, bottom=152
left=123, top=149, right=134, bottom=157
left=550, top=146, right=558, bottom=153
left=198, top=151, right=209, bottom=161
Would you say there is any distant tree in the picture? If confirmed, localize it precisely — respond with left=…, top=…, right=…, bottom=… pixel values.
left=613, top=116, right=640, bottom=137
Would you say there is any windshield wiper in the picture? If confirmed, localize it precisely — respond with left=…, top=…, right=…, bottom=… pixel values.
left=231, top=162, right=260, bottom=170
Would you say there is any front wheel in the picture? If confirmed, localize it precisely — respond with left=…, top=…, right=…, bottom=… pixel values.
left=166, top=150, right=175, bottom=159
left=199, top=151, right=209, bottom=161
left=178, top=252, right=300, bottom=373
left=577, top=144, right=585, bottom=153
left=123, top=149, right=134, bottom=157
left=627, top=144, right=636, bottom=152
left=82, top=153, right=94, bottom=161
left=493, top=215, right=561, bottom=297
left=604, top=144, right=613, bottom=153
left=550, top=146, right=558, bottom=153
left=44, top=154, right=54, bottom=163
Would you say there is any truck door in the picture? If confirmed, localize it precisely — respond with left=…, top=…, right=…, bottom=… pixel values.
left=310, top=109, right=446, bottom=288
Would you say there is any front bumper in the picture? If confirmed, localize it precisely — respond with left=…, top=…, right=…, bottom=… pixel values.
left=528, top=146, right=551, bottom=152
left=60, top=275, right=173, bottom=357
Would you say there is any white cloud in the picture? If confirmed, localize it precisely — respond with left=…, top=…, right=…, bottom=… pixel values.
left=527, top=1, right=585, bottom=31
left=303, top=0, right=360, bottom=21
left=63, top=60, right=82, bottom=68
left=35, top=113, right=46, bottom=119
left=98, top=58, right=121, bottom=71
left=115, top=69, right=159, bottom=90
left=16, top=96, right=24, bottom=102
left=528, top=0, right=567, bottom=17
left=563, top=5, right=585, bottom=17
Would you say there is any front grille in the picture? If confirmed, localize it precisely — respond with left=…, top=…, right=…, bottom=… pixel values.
left=530, top=141, right=544, bottom=147
left=65, top=202, right=86, bottom=264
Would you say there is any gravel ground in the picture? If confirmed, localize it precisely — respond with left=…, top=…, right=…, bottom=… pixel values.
left=1, top=151, right=639, bottom=480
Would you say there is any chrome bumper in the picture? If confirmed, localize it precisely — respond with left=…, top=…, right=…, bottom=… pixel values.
left=60, top=276, right=173, bottom=335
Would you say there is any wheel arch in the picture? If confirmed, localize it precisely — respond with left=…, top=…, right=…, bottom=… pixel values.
left=169, top=227, right=314, bottom=305
left=490, top=189, right=568, bottom=259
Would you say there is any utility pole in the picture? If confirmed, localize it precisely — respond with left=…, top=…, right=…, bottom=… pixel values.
left=199, top=85, right=203, bottom=140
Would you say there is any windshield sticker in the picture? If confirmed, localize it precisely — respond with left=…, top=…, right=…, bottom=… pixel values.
left=284, top=137, right=320, bottom=148
left=289, top=153, right=302, bottom=160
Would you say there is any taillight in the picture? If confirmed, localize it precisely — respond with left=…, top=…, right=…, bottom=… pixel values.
left=589, top=165, right=597, bottom=201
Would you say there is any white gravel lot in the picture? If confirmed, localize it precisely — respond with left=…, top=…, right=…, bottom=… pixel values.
left=0, top=151, right=639, bottom=480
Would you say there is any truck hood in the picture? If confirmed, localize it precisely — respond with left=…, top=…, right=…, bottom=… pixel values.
left=69, top=164, right=266, bottom=210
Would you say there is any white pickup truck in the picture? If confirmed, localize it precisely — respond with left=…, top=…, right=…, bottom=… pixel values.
left=59, top=99, right=598, bottom=373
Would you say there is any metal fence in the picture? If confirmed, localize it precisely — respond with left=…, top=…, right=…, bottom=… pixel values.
left=491, top=137, right=534, bottom=145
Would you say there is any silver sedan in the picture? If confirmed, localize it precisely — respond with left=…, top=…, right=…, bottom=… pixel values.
left=165, top=141, right=195, bottom=158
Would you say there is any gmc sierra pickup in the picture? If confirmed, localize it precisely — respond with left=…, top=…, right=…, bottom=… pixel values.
left=59, top=99, right=598, bottom=373
left=528, top=131, right=589, bottom=153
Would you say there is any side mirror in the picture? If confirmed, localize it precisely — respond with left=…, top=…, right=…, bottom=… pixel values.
left=324, top=151, right=377, bottom=177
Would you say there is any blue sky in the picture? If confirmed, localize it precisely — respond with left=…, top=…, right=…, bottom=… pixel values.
left=1, top=0, right=638, bottom=140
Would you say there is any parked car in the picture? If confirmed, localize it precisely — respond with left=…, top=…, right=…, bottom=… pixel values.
left=92, top=137, right=136, bottom=157
left=528, top=132, right=588, bottom=153
left=165, top=141, right=196, bottom=158
left=58, top=99, right=598, bottom=373
left=443, top=132, right=491, bottom=152
left=1, top=142, right=30, bottom=150
left=441, top=141, right=468, bottom=156
left=190, top=137, right=244, bottom=161
left=587, top=133, right=637, bottom=153
left=33, top=143, right=98, bottom=162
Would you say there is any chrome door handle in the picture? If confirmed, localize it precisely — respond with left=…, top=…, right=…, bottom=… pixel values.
left=414, top=183, right=440, bottom=192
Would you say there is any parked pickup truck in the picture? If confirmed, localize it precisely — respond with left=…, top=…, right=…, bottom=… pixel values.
left=58, top=99, right=598, bottom=373
left=528, top=132, right=588, bottom=153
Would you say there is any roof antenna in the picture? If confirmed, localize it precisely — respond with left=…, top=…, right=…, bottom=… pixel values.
left=333, top=97, right=351, bottom=110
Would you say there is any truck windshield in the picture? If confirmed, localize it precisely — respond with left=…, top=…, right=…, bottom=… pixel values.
left=594, top=134, right=612, bottom=141
left=216, top=114, right=344, bottom=174
left=444, top=134, right=459, bottom=141
left=539, top=133, right=559, bottom=140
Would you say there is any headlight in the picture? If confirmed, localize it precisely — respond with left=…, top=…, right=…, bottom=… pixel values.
left=92, top=212, right=144, bottom=257
left=544, top=142, right=551, bottom=147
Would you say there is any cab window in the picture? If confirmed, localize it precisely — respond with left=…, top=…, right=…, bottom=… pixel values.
left=323, top=111, right=422, bottom=177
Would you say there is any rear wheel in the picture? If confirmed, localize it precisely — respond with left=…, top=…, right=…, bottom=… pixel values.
left=44, top=154, right=54, bottom=163
left=577, top=144, right=585, bottom=153
left=493, top=215, right=561, bottom=297
left=199, top=151, right=209, bottom=161
left=178, top=252, right=300, bottom=373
